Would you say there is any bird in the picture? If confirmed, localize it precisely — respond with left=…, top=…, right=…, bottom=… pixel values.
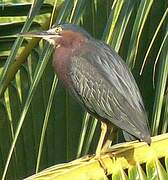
left=20, top=23, right=151, bottom=156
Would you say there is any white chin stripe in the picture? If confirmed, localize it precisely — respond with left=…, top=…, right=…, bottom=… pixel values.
left=43, top=38, right=55, bottom=46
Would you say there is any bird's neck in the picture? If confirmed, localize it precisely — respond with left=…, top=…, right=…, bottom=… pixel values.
left=52, top=47, right=71, bottom=86
left=56, top=35, right=87, bottom=49
left=52, top=36, right=88, bottom=87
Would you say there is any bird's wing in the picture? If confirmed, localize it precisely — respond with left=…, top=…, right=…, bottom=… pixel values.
left=68, top=40, right=151, bottom=143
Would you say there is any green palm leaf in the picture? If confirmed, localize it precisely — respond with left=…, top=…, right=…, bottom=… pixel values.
left=0, top=0, right=167, bottom=179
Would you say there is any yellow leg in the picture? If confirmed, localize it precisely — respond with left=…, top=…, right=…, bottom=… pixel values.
left=74, top=122, right=114, bottom=174
left=101, top=131, right=113, bottom=152
left=101, top=126, right=117, bottom=152
left=96, top=122, right=107, bottom=156
left=70, top=123, right=114, bottom=173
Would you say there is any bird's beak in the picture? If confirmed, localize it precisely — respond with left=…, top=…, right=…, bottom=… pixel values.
left=19, top=31, right=60, bottom=38
left=19, top=30, right=61, bottom=45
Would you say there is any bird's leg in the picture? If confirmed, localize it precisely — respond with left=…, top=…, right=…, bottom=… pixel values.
left=67, top=122, right=108, bottom=166
left=93, top=123, right=117, bottom=174
left=93, top=122, right=109, bottom=174
left=95, top=122, right=107, bottom=156
left=68, top=122, right=108, bottom=167
left=101, top=125, right=118, bottom=152
left=71, top=122, right=115, bottom=174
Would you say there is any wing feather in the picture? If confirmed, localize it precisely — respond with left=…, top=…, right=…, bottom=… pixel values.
left=68, top=40, right=151, bottom=143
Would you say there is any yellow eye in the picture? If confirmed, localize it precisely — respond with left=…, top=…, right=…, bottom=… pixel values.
left=55, top=27, right=62, bottom=33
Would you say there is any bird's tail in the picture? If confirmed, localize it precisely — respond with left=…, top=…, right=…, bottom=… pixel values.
left=123, top=130, right=151, bottom=145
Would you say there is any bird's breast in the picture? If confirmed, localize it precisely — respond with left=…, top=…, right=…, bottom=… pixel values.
left=52, top=47, right=73, bottom=87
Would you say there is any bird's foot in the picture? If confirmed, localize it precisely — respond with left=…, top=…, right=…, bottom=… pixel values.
left=72, top=153, right=108, bottom=175
left=72, top=154, right=94, bottom=164
left=89, top=153, right=108, bottom=175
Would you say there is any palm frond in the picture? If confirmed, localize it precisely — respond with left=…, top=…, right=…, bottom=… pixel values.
left=0, top=0, right=167, bottom=179
left=25, top=134, right=168, bottom=180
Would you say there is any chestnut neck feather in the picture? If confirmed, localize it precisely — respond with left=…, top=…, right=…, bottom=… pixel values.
left=52, top=31, right=88, bottom=87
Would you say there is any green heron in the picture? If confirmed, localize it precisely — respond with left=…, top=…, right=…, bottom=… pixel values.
left=21, top=24, right=151, bottom=156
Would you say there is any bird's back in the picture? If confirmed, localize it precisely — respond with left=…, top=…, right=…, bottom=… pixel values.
left=68, top=39, right=151, bottom=144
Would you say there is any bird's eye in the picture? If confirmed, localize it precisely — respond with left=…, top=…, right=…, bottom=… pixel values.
left=55, top=27, right=62, bottom=33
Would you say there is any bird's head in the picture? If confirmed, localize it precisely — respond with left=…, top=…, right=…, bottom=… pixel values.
left=20, top=24, right=92, bottom=48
